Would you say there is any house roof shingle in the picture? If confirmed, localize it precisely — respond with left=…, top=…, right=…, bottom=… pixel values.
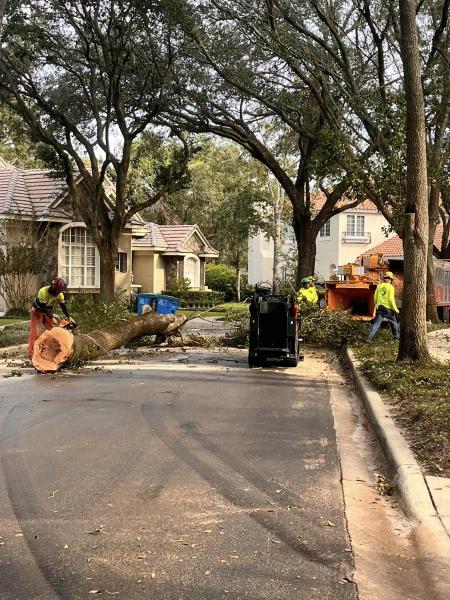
left=133, top=222, right=219, bottom=255
left=0, top=161, right=219, bottom=255
left=0, top=162, right=67, bottom=219
left=312, top=191, right=379, bottom=213
left=133, top=222, right=168, bottom=248
left=363, top=224, right=444, bottom=257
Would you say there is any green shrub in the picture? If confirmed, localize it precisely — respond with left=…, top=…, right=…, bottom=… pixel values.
left=5, top=307, right=29, bottom=318
left=167, top=277, right=191, bottom=295
left=162, top=290, right=225, bottom=307
left=205, top=263, right=236, bottom=299
left=67, top=292, right=131, bottom=333
left=221, top=310, right=249, bottom=347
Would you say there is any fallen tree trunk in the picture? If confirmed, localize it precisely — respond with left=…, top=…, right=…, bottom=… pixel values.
left=32, top=312, right=186, bottom=373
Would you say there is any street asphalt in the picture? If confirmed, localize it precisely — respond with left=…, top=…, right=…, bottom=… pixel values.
left=0, top=350, right=356, bottom=600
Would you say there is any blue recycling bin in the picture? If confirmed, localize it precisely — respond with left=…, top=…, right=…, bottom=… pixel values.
left=137, top=293, right=180, bottom=316
left=154, top=294, right=181, bottom=315
left=137, top=293, right=157, bottom=316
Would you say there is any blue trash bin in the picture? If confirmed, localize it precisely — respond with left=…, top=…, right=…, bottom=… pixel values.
left=137, top=293, right=157, bottom=316
left=155, top=294, right=181, bottom=315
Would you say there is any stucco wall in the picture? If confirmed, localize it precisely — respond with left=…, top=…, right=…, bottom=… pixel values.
left=132, top=251, right=155, bottom=292
left=154, top=254, right=166, bottom=292
left=336, top=211, right=393, bottom=267
left=248, top=233, right=274, bottom=285
left=248, top=210, right=395, bottom=285
left=315, top=214, right=340, bottom=280
left=115, top=232, right=132, bottom=292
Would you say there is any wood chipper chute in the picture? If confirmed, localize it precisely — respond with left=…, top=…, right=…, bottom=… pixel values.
left=325, top=280, right=377, bottom=320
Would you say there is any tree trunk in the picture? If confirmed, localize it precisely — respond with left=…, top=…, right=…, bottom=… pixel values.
left=440, top=211, right=450, bottom=259
left=236, top=266, right=241, bottom=301
left=397, top=0, right=429, bottom=361
left=426, top=184, right=440, bottom=323
left=98, top=247, right=117, bottom=303
left=32, top=312, right=186, bottom=373
left=272, top=183, right=283, bottom=293
left=292, top=216, right=317, bottom=288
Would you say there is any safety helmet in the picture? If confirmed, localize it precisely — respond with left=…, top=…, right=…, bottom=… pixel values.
left=383, top=271, right=394, bottom=280
left=50, top=277, right=67, bottom=293
left=301, top=277, right=310, bottom=285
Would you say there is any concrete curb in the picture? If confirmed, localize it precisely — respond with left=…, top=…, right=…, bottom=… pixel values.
left=345, top=348, right=450, bottom=598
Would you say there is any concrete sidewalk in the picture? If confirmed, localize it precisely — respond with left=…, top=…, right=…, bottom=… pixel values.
left=346, top=348, right=450, bottom=599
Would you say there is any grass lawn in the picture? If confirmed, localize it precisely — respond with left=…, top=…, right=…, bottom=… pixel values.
left=353, top=339, right=450, bottom=477
left=0, top=317, right=28, bottom=326
left=177, top=309, right=227, bottom=318
left=177, top=303, right=249, bottom=319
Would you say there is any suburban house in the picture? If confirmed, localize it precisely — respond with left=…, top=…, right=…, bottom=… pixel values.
left=0, top=158, right=218, bottom=314
left=248, top=196, right=396, bottom=285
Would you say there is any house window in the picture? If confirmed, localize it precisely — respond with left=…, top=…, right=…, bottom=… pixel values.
left=115, top=252, right=128, bottom=273
left=346, top=215, right=365, bottom=237
left=60, top=226, right=99, bottom=287
left=319, top=220, right=331, bottom=237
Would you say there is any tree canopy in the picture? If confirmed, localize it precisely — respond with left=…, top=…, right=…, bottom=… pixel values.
left=0, top=0, right=190, bottom=300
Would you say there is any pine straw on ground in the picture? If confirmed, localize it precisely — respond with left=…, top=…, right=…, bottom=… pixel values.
left=353, top=338, right=450, bottom=477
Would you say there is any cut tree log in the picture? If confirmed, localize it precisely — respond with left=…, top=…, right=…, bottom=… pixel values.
left=32, top=312, right=186, bottom=373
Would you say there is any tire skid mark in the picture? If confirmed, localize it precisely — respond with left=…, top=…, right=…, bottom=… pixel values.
left=141, top=400, right=349, bottom=575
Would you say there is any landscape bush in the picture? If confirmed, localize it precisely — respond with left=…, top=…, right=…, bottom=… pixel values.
left=167, top=277, right=191, bottom=296
left=221, top=310, right=249, bottom=347
left=205, top=263, right=236, bottom=299
left=0, top=234, right=47, bottom=312
left=162, top=290, right=225, bottom=308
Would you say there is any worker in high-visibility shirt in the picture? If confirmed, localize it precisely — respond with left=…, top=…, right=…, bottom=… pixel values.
left=27, top=278, right=76, bottom=358
left=298, top=277, right=318, bottom=304
left=367, top=271, right=400, bottom=341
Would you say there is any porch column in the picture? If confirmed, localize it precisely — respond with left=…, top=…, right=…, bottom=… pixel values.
left=200, top=258, right=205, bottom=288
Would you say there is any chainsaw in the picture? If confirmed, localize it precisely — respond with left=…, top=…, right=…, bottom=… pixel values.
left=59, top=319, right=78, bottom=331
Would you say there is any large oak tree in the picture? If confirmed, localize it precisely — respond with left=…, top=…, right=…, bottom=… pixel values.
left=166, top=0, right=449, bottom=359
left=0, top=0, right=189, bottom=301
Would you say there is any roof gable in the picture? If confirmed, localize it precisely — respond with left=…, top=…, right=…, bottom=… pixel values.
left=132, top=222, right=219, bottom=255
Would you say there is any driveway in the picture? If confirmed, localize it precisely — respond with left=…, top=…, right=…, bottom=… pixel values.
left=0, top=349, right=430, bottom=599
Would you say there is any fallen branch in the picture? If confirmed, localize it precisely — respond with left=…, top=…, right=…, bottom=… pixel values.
left=32, top=312, right=186, bottom=373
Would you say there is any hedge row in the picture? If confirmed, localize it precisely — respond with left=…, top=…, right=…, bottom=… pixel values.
left=161, top=290, right=226, bottom=308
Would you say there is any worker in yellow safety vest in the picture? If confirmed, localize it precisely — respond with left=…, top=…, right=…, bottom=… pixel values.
left=367, top=271, right=400, bottom=341
left=298, top=277, right=318, bottom=304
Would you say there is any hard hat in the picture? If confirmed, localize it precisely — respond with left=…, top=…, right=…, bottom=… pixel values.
left=301, top=277, right=310, bottom=285
left=383, top=271, right=394, bottom=280
left=50, top=277, right=67, bottom=293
